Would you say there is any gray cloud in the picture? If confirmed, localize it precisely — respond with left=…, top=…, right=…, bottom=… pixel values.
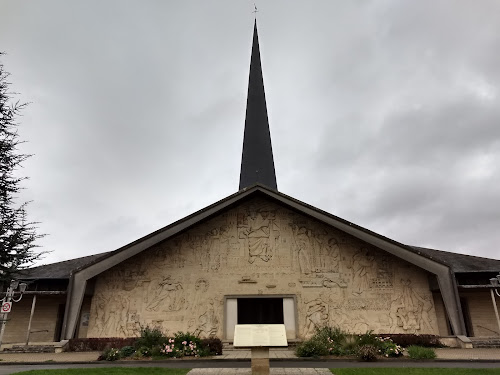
left=1, top=0, right=499, bottom=264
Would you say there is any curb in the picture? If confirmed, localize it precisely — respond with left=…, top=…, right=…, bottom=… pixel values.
left=1, top=358, right=500, bottom=366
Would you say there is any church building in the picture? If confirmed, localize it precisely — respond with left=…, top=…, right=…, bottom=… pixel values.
left=3, top=21, right=500, bottom=347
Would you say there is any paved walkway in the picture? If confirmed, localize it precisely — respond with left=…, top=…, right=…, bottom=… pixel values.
left=188, top=369, right=331, bottom=375
left=0, top=351, right=100, bottom=363
left=435, top=348, right=500, bottom=360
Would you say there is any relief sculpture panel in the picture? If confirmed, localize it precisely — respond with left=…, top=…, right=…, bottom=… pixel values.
left=86, top=196, right=440, bottom=339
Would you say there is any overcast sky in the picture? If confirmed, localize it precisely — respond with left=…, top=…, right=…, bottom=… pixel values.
left=1, top=0, right=500, bottom=265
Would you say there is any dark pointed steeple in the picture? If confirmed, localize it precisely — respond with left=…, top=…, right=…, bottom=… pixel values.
left=239, top=20, right=278, bottom=191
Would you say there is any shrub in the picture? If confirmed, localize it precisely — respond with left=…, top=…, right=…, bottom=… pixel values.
left=296, top=325, right=357, bottom=357
left=315, top=326, right=347, bottom=344
left=407, top=345, right=437, bottom=359
left=376, top=337, right=403, bottom=358
left=357, top=331, right=379, bottom=347
left=98, top=347, right=120, bottom=361
left=378, top=334, right=442, bottom=348
left=358, top=344, right=378, bottom=361
left=135, top=346, right=151, bottom=358
left=295, top=338, right=329, bottom=357
left=119, top=346, right=135, bottom=358
left=159, top=332, right=208, bottom=358
left=339, top=336, right=359, bottom=356
left=135, top=325, right=167, bottom=350
left=201, top=337, right=223, bottom=355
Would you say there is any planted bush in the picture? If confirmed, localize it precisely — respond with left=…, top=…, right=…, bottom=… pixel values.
left=295, top=325, right=350, bottom=357
left=376, top=337, right=403, bottom=358
left=201, top=337, right=223, bottom=355
left=295, top=338, right=329, bottom=357
left=357, top=331, right=379, bottom=347
left=159, top=332, right=207, bottom=358
left=295, top=325, right=410, bottom=359
left=135, top=325, right=167, bottom=350
left=379, top=334, right=442, bottom=348
left=358, top=344, right=378, bottom=361
left=407, top=345, right=437, bottom=359
left=98, top=347, right=120, bottom=361
left=119, top=346, right=136, bottom=358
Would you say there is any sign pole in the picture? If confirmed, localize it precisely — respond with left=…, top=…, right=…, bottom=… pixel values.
left=0, top=312, right=7, bottom=349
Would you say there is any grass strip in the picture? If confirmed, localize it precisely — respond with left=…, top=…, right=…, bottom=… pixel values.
left=12, top=368, right=190, bottom=375
left=331, top=369, right=500, bottom=375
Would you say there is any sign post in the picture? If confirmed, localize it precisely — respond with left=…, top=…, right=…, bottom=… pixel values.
left=1, top=302, right=12, bottom=314
left=0, top=280, right=27, bottom=349
left=233, top=324, right=288, bottom=375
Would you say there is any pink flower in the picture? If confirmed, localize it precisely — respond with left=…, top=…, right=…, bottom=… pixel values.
left=182, top=341, right=187, bottom=345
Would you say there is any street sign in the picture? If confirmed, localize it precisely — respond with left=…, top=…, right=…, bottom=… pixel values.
left=1, top=302, right=12, bottom=313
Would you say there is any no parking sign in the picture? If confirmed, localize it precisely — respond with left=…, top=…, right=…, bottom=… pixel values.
left=1, top=302, right=11, bottom=313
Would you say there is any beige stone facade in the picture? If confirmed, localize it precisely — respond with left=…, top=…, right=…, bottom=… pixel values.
left=87, top=197, right=439, bottom=340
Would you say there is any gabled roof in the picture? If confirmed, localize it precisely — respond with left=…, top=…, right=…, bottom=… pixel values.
left=72, top=184, right=451, bottom=274
left=411, top=246, right=500, bottom=273
left=18, top=252, right=111, bottom=279
left=25, top=185, right=500, bottom=278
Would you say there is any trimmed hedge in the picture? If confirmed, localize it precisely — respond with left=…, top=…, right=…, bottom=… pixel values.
left=69, top=337, right=137, bottom=352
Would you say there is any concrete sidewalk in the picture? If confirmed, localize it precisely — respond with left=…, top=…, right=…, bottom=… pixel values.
left=0, top=348, right=500, bottom=363
left=187, top=369, right=332, bottom=374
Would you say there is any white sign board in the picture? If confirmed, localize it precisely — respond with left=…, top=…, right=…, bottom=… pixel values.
left=233, top=324, right=287, bottom=347
left=1, top=302, right=12, bottom=313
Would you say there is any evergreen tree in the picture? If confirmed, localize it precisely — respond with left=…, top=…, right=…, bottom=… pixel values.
left=0, top=54, right=43, bottom=283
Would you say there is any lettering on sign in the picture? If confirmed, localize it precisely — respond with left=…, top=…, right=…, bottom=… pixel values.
left=233, top=324, right=287, bottom=347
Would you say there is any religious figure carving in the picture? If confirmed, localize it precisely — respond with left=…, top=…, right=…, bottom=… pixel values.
left=195, top=298, right=219, bottom=337
left=239, top=205, right=278, bottom=263
left=91, top=293, right=108, bottom=336
left=145, top=276, right=184, bottom=312
left=349, top=248, right=375, bottom=296
left=326, top=238, right=340, bottom=272
left=389, top=279, right=430, bottom=333
left=304, top=297, right=329, bottom=336
left=290, top=224, right=312, bottom=274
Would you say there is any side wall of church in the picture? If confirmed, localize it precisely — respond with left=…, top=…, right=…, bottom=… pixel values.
left=460, top=291, right=500, bottom=337
left=3, top=295, right=66, bottom=343
left=87, top=197, right=440, bottom=339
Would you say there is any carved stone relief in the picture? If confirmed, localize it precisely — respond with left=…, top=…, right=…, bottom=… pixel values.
left=86, top=196, right=440, bottom=340
left=304, top=296, right=329, bottom=336
left=145, top=276, right=184, bottom=312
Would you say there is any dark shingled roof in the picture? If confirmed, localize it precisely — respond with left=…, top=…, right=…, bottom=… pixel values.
left=17, top=252, right=111, bottom=279
left=410, top=246, right=500, bottom=273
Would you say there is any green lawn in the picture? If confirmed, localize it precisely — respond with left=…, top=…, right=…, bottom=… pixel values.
left=331, top=369, right=500, bottom=375
left=13, top=368, right=190, bottom=375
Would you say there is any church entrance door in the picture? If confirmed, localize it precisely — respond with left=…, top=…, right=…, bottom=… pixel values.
left=237, top=298, right=283, bottom=324
left=225, top=296, right=296, bottom=340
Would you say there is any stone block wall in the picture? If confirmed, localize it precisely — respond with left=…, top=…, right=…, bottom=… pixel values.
left=461, top=290, right=500, bottom=337
left=2, top=295, right=66, bottom=344
left=87, top=197, right=440, bottom=339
